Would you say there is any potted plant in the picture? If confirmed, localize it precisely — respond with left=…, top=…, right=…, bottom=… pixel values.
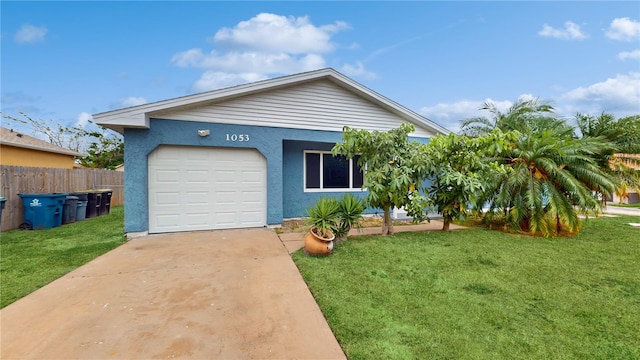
left=304, top=197, right=339, bottom=255
left=334, top=193, right=366, bottom=242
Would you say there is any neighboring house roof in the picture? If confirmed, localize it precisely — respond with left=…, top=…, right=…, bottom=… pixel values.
left=0, top=126, right=81, bottom=157
left=93, top=68, right=450, bottom=136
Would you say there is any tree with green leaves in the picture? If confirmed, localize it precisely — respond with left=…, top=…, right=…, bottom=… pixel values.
left=460, top=98, right=620, bottom=237
left=459, top=97, right=556, bottom=137
left=76, top=135, right=124, bottom=170
left=484, top=128, right=616, bottom=237
left=575, top=112, right=640, bottom=204
left=2, top=112, right=123, bottom=169
left=422, top=130, right=518, bottom=231
left=332, top=123, right=428, bottom=235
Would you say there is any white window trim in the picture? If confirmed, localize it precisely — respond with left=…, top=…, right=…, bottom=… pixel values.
left=303, top=150, right=365, bottom=193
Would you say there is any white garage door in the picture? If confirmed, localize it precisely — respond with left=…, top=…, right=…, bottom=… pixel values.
left=148, top=146, right=267, bottom=233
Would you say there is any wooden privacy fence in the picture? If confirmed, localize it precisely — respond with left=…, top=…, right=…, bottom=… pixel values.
left=0, top=166, right=124, bottom=231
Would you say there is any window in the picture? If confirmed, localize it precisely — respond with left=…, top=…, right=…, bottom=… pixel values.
left=304, top=151, right=364, bottom=191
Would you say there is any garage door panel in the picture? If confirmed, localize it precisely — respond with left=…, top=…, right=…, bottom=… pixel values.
left=186, top=170, right=211, bottom=183
left=156, top=214, right=180, bottom=227
left=241, top=211, right=263, bottom=222
left=242, top=170, right=264, bottom=183
left=153, top=192, right=180, bottom=206
left=186, top=192, right=209, bottom=205
left=215, top=170, right=238, bottom=183
left=216, top=191, right=238, bottom=204
left=214, top=212, right=238, bottom=226
left=149, top=146, right=266, bottom=233
left=185, top=213, right=210, bottom=226
left=242, top=191, right=263, bottom=202
left=153, top=169, right=180, bottom=184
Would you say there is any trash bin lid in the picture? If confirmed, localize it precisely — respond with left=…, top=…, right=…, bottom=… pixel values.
left=66, top=196, right=79, bottom=200
left=0, top=196, right=6, bottom=201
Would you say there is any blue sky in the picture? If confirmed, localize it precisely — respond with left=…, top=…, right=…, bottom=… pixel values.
left=2, top=1, right=639, bottom=135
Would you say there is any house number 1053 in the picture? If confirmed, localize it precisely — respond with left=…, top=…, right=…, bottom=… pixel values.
left=225, top=134, right=250, bottom=142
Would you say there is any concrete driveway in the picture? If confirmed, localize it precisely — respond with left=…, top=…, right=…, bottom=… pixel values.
left=0, top=229, right=346, bottom=359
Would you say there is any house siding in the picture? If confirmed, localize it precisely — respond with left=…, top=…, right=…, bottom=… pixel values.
left=97, top=70, right=450, bottom=235
left=124, top=118, right=433, bottom=233
left=124, top=119, right=349, bottom=233
left=152, top=80, right=434, bottom=137
left=282, top=140, right=371, bottom=218
left=0, top=146, right=77, bottom=169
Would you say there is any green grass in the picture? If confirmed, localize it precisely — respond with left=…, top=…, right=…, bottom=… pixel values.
left=293, top=215, right=640, bottom=360
left=0, top=206, right=126, bottom=308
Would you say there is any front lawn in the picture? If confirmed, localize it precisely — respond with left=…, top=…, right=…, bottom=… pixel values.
left=293, top=215, right=640, bottom=359
left=0, top=206, right=126, bottom=308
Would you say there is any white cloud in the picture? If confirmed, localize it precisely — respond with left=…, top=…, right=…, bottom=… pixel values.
left=605, top=17, right=640, bottom=42
left=538, top=21, right=588, bottom=40
left=422, top=79, right=640, bottom=134
left=618, top=49, right=640, bottom=60
left=341, top=62, right=376, bottom=80
left=192, top=72, right=269, bottom=92
left=74, top=112, right=93, bottom=129
left=171, top=48, right=204, bottom=67
left=14, top=24, right=47, bottom=43
left=171, top=13, right=361, bottom=92
left=120, top=97, right=147, bottom=107
left=420, top=98, right=514, bottom=133
left=173, top=50, right=326, bottom=74
left=212, top=13, right=348, bottom=54
left=561, top=72, right=640, bottom=113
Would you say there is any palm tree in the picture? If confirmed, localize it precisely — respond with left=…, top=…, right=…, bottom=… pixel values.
left=460, top=98, right=556, bottom=136
left=575, top=113, right=640, bottom=204
left=483, top=129, right=616, bottom=237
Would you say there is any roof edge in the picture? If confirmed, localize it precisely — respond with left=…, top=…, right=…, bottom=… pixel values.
left=2, top=141, right=81, bottom=157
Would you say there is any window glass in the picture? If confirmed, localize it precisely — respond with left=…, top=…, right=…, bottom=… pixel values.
left=305, top=153, right=320, bottom=188
left=304, top=151, right=365, bottom=191
left=323, top=154, right=349, bottom=188
left=352, top=155, right=364, bottom=188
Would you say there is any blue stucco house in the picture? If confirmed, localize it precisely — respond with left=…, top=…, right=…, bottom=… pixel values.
left=94, top=68, right=449, bottom=237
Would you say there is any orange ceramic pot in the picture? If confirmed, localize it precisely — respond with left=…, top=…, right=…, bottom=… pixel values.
left=304, top=228, right=335, bottom=255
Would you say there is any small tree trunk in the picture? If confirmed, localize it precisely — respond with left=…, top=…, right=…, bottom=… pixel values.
left=382, top=207, right=394, bottom=235
left=442, top=218, right=451, bottom=231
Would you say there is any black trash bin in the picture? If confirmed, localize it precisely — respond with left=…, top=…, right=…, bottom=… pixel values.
left=96, top=189, right=113, bottom=215
left=71, top=192, right=89, bottom=221
left=62, top=195, right=78, bottom=225
left=62, top=196, right=79, bottom=224
left=86, top=191, right=102, bottom=218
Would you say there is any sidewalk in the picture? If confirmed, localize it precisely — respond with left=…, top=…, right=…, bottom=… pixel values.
left=603, top=205, right=640, bottom=216
left=278, top=219, right=465, bottom=254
